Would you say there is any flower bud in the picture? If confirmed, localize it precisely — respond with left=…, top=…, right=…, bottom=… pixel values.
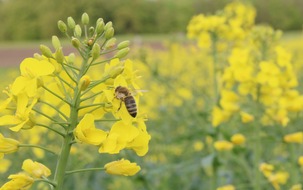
left=33, top=53, right=42, bottom=60
left=71, top=37, right=81, bottom=49
left=96, top=19, right=105, bottom=35
left=104, top=38, right=116, bottom=49
left=104, top=21, right=112, bottom=31
left=87, top=38, right=95, bottom=46
left=117, top=40, right=130, bottom=50
left=114, top=47, right=130, bottom=59
left=91, top=43, right=100, bottom=60
left=104, top=159, right=141, bottom=176
left=22, top=159, right=51, bottom=178
left=68, top=53, right=75, bottom=64
left=39, top=45, right=53, bottom=58
left=78, top=75, right=91, bottom=91
left=52, top=35, right=61, bottom=50
left=0, top=133, right=19, bottom=154
left=55, top=47, right=64, bottom=63
left=67, top=17, right=76, bottom=29
left=89, top=26, right=95, bottom=36
left=57, top=20, right=67, bottom=33
left=109, top=66, right=124, bottom=78
left=81, top=12, right=89, bottom=25
left=105, top=27, right=114, bottom=40
left=74, top=25, right=82, bottom=38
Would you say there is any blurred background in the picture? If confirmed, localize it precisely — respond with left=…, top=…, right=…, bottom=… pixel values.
left=0, top=0, right=302, bottom=41
left=0, top=0, right=303, bottom=190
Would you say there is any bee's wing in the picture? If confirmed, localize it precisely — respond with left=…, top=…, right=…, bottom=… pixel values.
left=132, top=89, right=148, bottom=96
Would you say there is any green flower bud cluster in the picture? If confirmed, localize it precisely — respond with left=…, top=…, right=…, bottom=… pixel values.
left=56, top=13, right=130, bottom=62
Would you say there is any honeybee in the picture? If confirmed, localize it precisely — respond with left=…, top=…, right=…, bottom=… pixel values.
left=115, top=86, right=137, bottom=118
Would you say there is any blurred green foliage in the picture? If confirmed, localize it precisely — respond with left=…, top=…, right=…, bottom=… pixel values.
left=0, top=0, right=302, bottom=41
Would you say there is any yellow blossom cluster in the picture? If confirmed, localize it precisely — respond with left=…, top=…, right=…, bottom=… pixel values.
left=187, top=1, right=255, bottom=48
left=259, top=163, right=289, bottom=190
left=0, top=13, right=150, bottom=189
left=1, top=159, right=50, bottom=190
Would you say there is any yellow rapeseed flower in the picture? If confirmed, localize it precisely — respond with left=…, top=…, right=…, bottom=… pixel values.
left=259, top=163, right=274, bottom=177
left=231, top=134, right=246, bottom=145
left=193, top=141, right=204, bottom=151
left=214, top=140, right=233, bottom=151
left=74, top=114, right=108, bottom=145
left=0, top=94, right=37, bottom=132
left=0, top=159, right=11, bottom=173
left=212, top=106, right=231, bottom=127
left=125, top=119, right=151, bottom=156
left=0, top=173, right=34, bottom=190
left=99, top=121, right=139, bottom=154
left=11, top=58, right=55, bottom=97
left=0, top=133, right=19, bottom=154
left=298, top=156, right=303, bottom=167
left=21, top=159, right=51, bottom=178
left=290, top=184, right=302, bottom=190
left=284, top=132, right=303, bottom=144
left=240, top=112, right=254, bottom=123
left=104, top=159, right=141, bottom=176
left=217, top=184, right=236, bottom=190
left=268, top=171, right=289, bottom=190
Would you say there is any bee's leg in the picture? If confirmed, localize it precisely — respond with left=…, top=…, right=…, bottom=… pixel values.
left=117, top=100, right=123, bottom=111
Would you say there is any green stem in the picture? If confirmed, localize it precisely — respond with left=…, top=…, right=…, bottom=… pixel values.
left=35, top=123, right=65, bottom=137
left=32, top=108, right=64, bottom=125
left=80, top=91, right=103, bottom=102
left=65, top=167, right=105, bottom=175
left=62, top=62, right=80, bottom=71
left=53, top=58, right=85, bottom=190
left=289, top=144, right=299, bottom=185
left=91, top=58, right=112, bottom=66
left=35, top=178, right=57, bottom=187
left=253, top=121, right=261, bottom=190
left=42, top=86, right=71, bottom=105
left=100, top=48, right=118, bottom=55
left=61, top=63, right=77, bottom=83
left=211, top=33, right=219, bottom=107
left=78, top=103, right=105, bottom=110
left=56, top=74, right=75, bottom=90
left=39, top=100, right=68, bottom=120
left=19, top=144, right=57, bottom=155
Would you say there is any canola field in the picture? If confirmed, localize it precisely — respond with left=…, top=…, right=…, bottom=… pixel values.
left=0, top=1, right=303, bottom=190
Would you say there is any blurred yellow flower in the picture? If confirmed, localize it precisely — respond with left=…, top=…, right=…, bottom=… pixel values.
left=22, top=159, right=51, bottom=178
left=0, top=173, right=34, bottom=190
left=240, top=112, right=254, bottom=123
left=298, top=156, right=303, bottom=167
left=217, top=184, right=236, bottom=190
left=193, top=141, right=204, bottom=151
left=212, top=106, right=231, bottom=127
left=104, top=159, right=141, bottom=176
left=0, top=159, right=11, bottom=173
left=268, top=171, right=289, bottom=190
left=231, top=134, right=246, bottom=145
left=290, top=184, right=302, bottom=190
left=259, top=163, right=274, bottom=177
left=0, top=133, right=19, bottom=155
left=284, top=132, right=303, bottom=144
left=214, top=140, right=233, bottom=151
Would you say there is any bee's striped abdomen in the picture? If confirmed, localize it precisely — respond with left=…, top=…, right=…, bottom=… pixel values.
left=124, top=96, right=137, bottom=117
